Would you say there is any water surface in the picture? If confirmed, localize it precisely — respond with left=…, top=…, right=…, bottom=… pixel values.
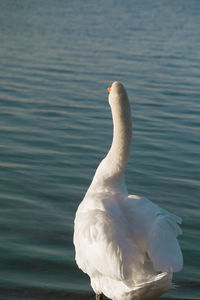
left=0, top=0, right=200, bottom=299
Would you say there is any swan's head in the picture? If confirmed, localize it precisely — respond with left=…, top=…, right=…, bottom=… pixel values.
left=107, top=81, right=128, bottom=107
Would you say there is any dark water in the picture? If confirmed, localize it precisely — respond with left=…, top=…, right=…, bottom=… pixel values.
left=0, top=0, right=200, bottom=299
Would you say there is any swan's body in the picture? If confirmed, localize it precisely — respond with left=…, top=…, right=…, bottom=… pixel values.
left=74, top=82, right=183, bottom=300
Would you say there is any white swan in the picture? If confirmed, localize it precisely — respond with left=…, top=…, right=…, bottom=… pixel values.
left=73, top=82, right=183, bottom=300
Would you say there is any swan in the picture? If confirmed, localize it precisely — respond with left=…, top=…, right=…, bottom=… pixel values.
left=73, top=82, right=183, bottom=300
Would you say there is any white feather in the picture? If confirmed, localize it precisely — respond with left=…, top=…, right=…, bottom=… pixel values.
left=73, top=82, right=183, bottom=299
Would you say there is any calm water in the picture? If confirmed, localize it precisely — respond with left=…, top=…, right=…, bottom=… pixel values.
left=0, top=0, right=200, bottom=299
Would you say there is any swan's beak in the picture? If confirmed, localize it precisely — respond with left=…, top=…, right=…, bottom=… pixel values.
left=107, top=87, right=111, bottom=93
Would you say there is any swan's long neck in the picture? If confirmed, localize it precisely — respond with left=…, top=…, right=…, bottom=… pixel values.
left=107, top=87, right=132, bottom=176
left=95, top=83, right=132, bottom=185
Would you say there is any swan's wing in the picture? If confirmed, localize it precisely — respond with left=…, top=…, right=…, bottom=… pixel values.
left=74, top=209, right=143, bottom=284
left=146, top=208, right=183, bottom=272
left=123, top=195, right=183, bottom=273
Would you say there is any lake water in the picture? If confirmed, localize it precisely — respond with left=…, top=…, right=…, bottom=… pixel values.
left=0, top=0, right=200, bottom=299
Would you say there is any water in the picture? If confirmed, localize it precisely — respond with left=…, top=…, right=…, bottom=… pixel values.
left=0, top=0, right=200, bottom=299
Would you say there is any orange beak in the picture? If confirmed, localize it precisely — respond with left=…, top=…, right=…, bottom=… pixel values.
left=107, top=87, right=111, bottom=93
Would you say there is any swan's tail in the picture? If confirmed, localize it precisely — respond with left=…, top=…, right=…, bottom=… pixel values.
left=125, top=272, right=173, bottom=300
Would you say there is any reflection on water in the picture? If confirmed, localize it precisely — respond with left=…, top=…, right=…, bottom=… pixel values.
left=0, top=0, right=200, bottom=299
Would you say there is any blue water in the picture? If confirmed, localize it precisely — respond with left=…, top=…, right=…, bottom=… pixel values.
left=0, top=0, right=200, bottom=299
